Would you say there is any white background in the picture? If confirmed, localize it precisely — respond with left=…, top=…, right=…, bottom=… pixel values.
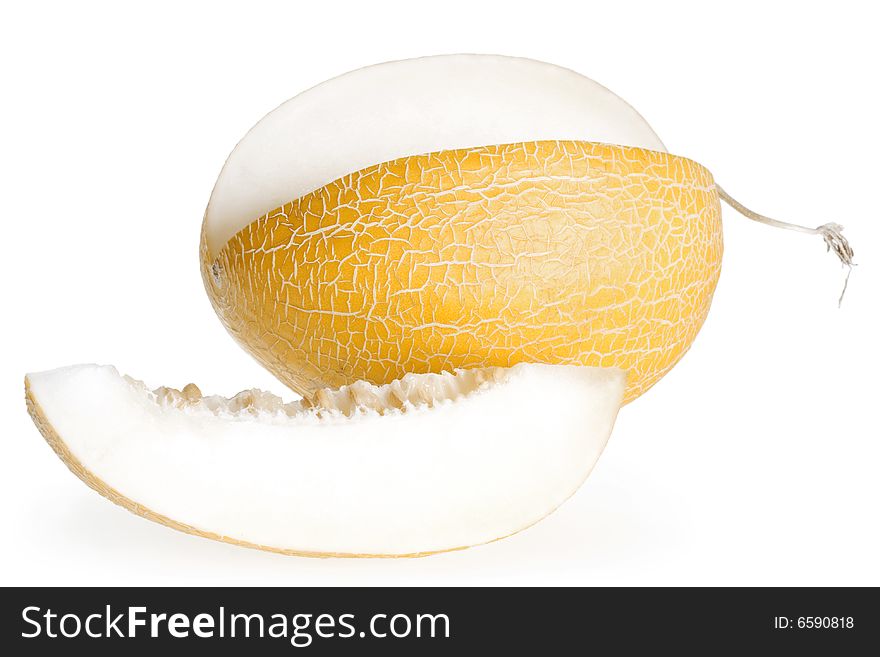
left=2, top=0, right=877, bottom=586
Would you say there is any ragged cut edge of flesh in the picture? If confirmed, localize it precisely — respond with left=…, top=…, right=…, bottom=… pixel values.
left=204, top=53, right=666, bottom=258
left=25, top=363, right=625, bottom=558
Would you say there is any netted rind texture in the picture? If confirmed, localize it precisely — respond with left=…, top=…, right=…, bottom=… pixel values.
left=202, top=140, right=722, bottom=403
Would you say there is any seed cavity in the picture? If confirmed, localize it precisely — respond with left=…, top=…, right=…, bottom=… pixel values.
left=143, top=367, right=506, bottom=420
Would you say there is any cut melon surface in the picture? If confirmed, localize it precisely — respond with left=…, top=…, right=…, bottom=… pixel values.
left=25, top=363, right=625, bottom=557
left=205, top=53, right=666, bottom=258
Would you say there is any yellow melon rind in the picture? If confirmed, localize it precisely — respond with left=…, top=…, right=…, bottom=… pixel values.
left=202, top=140, right=722, bottom=403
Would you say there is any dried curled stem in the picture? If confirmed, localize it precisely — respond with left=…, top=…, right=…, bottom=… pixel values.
left=716, top=185, right=855, bottom=306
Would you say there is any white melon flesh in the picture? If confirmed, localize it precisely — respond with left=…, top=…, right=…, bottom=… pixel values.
left=25, top=363, right=625, bottom=557
left=205, top=54, right=666, bottom=257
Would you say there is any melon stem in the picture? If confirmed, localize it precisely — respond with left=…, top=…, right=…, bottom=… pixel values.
left=716, top=185, right=854, bottom=306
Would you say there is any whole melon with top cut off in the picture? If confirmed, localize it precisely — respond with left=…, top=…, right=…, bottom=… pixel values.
left=202, top=54, right=723, bottom=403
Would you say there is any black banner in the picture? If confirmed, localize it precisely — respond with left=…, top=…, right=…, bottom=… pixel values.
left=1, top=587, right=875, bottom=653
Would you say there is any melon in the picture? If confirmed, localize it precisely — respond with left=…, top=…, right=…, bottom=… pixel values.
left=202, top=54, right=721, bottom=403
left=25, top=363, right=624, bottom=557
left=25, top=54, right=852, bottom=557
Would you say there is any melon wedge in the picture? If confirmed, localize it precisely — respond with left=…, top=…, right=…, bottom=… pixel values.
left=25, top=363, right=625, bottom=557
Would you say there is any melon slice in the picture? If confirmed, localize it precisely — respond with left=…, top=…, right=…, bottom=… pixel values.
left=25, top=363, right=625, bottom=557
